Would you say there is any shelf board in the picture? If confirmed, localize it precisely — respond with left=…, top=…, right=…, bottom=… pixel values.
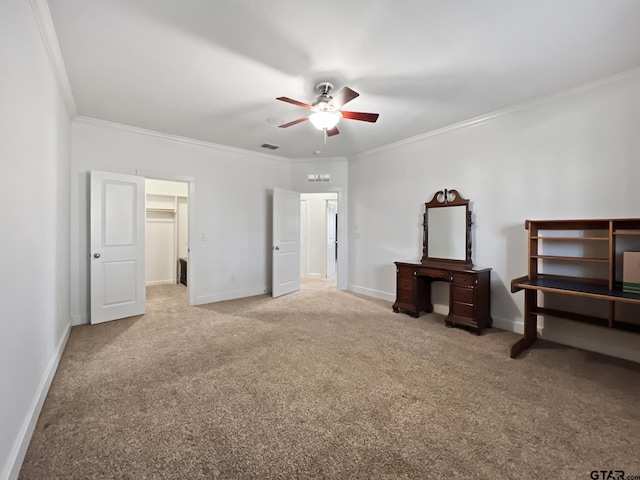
left=537, top=273, right=608, bottom=286
left=531, top=236, right=608, bottom=241
left=613, top=230, right=640, bottom=236
left=531, top=307, right=608, bottom=328
left=612, top=320, right=640, bottom=334
left=526, top=219, right=611, bottom=230
left=146, top=208, right=176, bottom=213
left=531, top=307, right=640, bottom=334
left=531, top=255, right=609, bottom=263
left=512, top=277, right=640, bottom=305
left=527, top=218, right=640, bottom=230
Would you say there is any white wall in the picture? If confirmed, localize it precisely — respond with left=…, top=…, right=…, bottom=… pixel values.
left=348, top=69, right=640, bottom=362
left=70, top=118, right=292, bottom=323
left=0, top=1, right=71, bottom=478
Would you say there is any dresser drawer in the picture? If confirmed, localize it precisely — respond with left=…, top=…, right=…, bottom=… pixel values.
left=452, top=286, right=474, bottom=304
left=397, top=277, right=414, bottom=292
left=451, top=301, right=474, bottom=318
left=416, top=267, right=448, bottom=279
left=452, top=272, right=475, bottom=286
left=396, top=290, right=414, bottom=304
left=397, top=265, right=415, bottom=278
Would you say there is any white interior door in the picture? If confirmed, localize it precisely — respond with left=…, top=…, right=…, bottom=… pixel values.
left=272, top=187, right=301, bottom=297
left=91, top=171, right=146, bottom=324
left=326, top=200, right=337, bottom=278
left=300, top=200, right=307, bottom=278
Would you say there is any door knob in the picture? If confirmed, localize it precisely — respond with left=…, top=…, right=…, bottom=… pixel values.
left=93, top=253, right=101, bottom=258
left=273, top=246, right=280, bottom=250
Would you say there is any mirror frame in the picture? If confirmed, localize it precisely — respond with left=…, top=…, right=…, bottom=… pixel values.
left=421, top=188, right=473, bottom=268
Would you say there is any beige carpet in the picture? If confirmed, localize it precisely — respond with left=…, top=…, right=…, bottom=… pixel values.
left=19, top=279, right=640, bottom=479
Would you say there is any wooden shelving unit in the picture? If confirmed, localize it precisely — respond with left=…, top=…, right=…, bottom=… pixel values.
left=510, top=218, right=640, bottom=358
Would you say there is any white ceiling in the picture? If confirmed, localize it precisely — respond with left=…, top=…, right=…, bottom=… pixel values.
left=47, top=0, right=640, bottom=158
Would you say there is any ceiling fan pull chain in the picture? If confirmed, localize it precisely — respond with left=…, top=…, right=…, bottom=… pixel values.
left=323, top=128, right=327, bottom=144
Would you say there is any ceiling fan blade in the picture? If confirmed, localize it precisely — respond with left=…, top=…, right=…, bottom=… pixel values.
left=329, top=87, right=359, bottom=109
left=340, top=111, right=379, bottom=123
left=276, top=97, right=313, bottom=109
left=278, top=117, right=309, bottom=128
left=326, top=126, right=340, bottom=137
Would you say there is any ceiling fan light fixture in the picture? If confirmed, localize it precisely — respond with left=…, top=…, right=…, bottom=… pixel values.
left=309, top=110, right=341, bottom=130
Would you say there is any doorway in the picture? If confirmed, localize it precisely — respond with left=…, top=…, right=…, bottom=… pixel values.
left=145, top=179, right=189, bottom=297
left=300, top=193, right=338, bottom=282
left=137, top=169, right=196, bottom=307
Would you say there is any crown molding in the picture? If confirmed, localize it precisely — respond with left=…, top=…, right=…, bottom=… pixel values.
left=29, top=0, right=77, bottom=117
left=74, top=116, right=292, bottom=163
left=355, top=66, right=640, bottom=159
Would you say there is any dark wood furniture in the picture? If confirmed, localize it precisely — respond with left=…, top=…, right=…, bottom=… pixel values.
left=422, top=189, right=473, bottom=268
left=393, top=189, right=492, bottom=334
left=179, top=257, right=187, bottom=286
left=510, top=218, right=640, bottom=358
left=393, top=261, right=492, bottom=334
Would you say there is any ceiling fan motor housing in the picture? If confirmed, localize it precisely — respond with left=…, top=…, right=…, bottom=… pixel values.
left=315, top=81, right=334, bottom=95
left=313, top=82, right=334, bottom=109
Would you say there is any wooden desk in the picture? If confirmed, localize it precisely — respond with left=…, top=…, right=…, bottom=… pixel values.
left=393, top=261, right=492, bottom=334
left=509, top=217, right=640, bottom=358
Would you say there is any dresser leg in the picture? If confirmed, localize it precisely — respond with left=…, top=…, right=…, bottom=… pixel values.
left=510, top=289, right=538, bottom=358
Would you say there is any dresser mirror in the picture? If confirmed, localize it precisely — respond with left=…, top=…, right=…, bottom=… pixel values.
left=421, top=189, right=473, bottom=268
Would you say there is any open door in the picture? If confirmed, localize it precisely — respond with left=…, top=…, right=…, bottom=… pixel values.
left=90, top=171, right=146, bottom=324
left=272, top=187, right=301, bottom=297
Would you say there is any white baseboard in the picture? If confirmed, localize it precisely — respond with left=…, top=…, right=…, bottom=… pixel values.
left=431, top=304, right=447, bottom=315
left=537, top=322, right=640, bottom=363
left=491, top=316, right=523, bottom=334
left=195, top=287, right=269, bottom=305
left=348, top=285, right=395, bottom=302
left=2, top=322, right=71, bottom=480
left=145, top=280, right=175, bottom=286
left=480, top=316, right=640, bottom=363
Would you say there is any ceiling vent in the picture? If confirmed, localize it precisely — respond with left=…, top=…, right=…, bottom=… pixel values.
left=261, top=143, right=280, bottom=150
left=307, top=174, right=331, bottom=183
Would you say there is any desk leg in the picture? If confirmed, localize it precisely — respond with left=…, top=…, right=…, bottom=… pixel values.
left=510, top=289, right=538, bottom=358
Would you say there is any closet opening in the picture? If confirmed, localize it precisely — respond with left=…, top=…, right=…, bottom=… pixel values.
left=144, top=178, right=190, bottom=302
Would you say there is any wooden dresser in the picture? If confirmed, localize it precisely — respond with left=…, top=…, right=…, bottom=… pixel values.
left=393, top=261, right=492, bottom=334
left=179, top=257, right=187, bottom=286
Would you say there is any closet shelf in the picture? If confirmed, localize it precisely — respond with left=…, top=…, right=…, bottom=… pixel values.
left=531, top=255, right=609, bottom=263
left=531, top=236, right=608, bottom=241
left=146, top=208, right=176, bottom=213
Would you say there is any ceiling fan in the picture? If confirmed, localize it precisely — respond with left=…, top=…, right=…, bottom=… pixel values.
left=276, top=82, right=379, bottom=140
